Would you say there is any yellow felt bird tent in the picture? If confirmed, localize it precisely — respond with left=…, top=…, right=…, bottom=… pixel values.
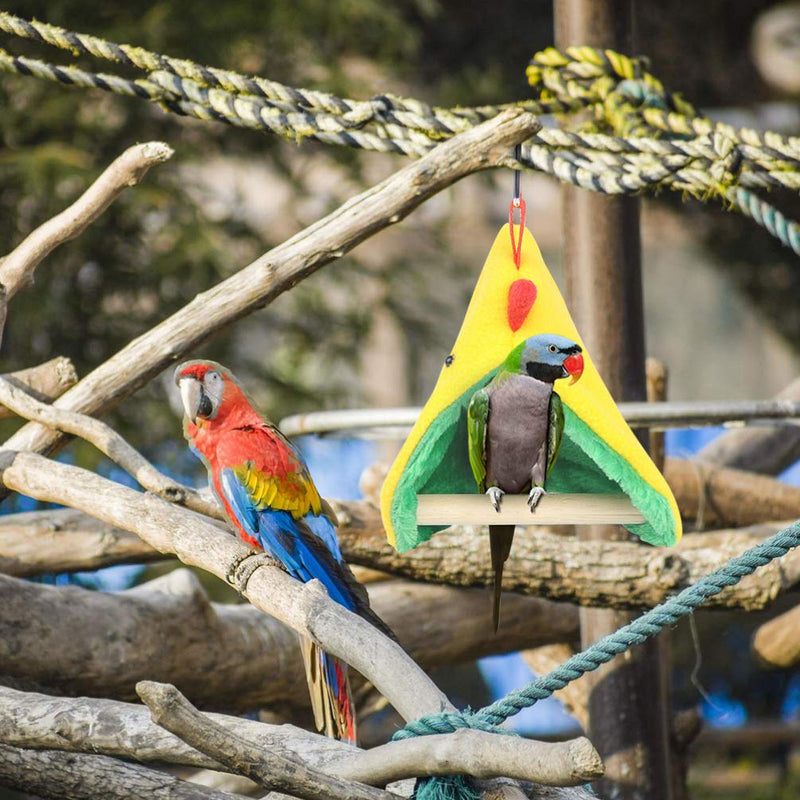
left=380, top=221, right=682, bottom=553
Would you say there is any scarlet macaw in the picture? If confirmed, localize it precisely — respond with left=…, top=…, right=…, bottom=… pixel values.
left=175, top=359, right=391, bottom=743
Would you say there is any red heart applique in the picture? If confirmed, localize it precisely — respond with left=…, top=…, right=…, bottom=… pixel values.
left=507, top=279, right=537, bottom=332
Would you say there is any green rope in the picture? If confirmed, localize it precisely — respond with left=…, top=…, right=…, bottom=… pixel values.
left=2, top=11, right=800, bottom=256
left=395, top=520, right=800, bottom=799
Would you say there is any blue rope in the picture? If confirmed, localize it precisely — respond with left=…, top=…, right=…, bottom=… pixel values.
left=728, top=187, right=800, bottom=257
left=396, top=519, right=800, bottom=741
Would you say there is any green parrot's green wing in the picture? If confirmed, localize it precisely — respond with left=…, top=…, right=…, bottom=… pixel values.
left=546, top=391, right=565, bottom=479
left=467, top=387, right=490, bottom=491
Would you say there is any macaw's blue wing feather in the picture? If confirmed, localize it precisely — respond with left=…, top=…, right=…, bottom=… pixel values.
left=304, top=509, right=344, bottom=562
left=219, top=467, right=396, bottom=642
left=220, top=468, right=356, bottom=611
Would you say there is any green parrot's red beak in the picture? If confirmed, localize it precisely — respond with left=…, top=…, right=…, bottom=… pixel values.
left=563, top=352, right=584, bottom=385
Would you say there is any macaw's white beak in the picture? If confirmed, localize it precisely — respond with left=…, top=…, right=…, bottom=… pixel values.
left=178, top=377, right=203, bottom=423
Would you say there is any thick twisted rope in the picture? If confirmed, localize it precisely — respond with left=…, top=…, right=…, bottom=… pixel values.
left=1, top=11, right=800, bottom=256
left=396, top=519, right=800, bottom=739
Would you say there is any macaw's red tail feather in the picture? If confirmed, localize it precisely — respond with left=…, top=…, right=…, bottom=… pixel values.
left=299, top=635, right=357, bottom=744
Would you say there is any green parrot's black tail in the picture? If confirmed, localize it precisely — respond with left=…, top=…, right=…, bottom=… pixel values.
left=489, top=524, right=515, bottom=633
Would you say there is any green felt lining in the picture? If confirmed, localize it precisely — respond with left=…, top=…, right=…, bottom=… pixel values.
left=391, top=378, right=677, bottom=553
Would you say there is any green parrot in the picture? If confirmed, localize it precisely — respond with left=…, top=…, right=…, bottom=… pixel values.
left=467, top=333, right=584, bottom=630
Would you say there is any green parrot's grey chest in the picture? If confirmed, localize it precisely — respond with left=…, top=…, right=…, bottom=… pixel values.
left=485, top=373, right=553, bottom=494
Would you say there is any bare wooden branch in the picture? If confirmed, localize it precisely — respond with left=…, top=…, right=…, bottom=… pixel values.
left=697, top=377, right=800, bottom=475
left=0, top=507, right=160, bottom=576
left=0, top=452, right=599, bottom=799
left=1, top=110, right=540, bottom=465
left=0, top=742, right=242, bottom=800
left=138, top=681, right=400, bottom=800
left=0, top=451, right=451, bottom=724
left=0, top=566, right=577, bottom=710
left=1, top=500, right=795, bottom=611
left=0, top=142, right=173, bottom=300
left=0, top=685, right=350, bottom=775
left=752, top=603, right=800, bottom=668
left=0, top=357, right=78, bottom=419
left=664, top=456, right=800, bottom=529
left=645, top=357, right=667, bottom=472
left=333, top=501, right=797, bottom=611
left=328, top=729, right=602, bottom=787
left=0, top=685, right=600, bottom=795
left=0, top=376, right=223, bottom=518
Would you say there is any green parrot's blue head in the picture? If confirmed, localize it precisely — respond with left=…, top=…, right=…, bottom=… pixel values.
left=507, top=333, right=584, bottom=385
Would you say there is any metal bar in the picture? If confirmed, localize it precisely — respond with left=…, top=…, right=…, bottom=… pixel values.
left=277, top=400, right=800, bottom=438
left=416, top=494, right=644, bottom=526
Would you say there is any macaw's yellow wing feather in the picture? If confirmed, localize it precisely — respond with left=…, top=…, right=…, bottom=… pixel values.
left=232, top=462, right=322, bottom=519
left=380, top=225, right=682, bottom=553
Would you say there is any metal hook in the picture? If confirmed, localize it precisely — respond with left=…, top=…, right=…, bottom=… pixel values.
left=512, top=143, right=522, bottom=208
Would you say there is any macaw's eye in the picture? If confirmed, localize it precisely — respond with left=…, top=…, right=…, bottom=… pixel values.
left=548, top=344, right=558, bottom=354
left=444, top=354, right=454, bottom=367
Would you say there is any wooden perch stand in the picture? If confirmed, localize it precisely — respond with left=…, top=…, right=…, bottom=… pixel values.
left=416, top=493, right=644, bottom=526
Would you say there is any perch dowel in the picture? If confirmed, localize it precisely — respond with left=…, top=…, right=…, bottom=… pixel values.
left=415, top=493, right=645, bottom=526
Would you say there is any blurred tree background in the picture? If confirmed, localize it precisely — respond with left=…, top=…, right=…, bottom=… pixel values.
left=2, top=0, right=798, bottom=459
left=2, top=3, right=800, bottom=797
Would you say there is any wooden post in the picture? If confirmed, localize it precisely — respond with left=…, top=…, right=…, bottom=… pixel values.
left=554, top=2, right=674, bottom=798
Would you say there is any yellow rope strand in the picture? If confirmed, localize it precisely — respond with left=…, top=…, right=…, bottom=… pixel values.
left=2, top=11, right=800, bottom=253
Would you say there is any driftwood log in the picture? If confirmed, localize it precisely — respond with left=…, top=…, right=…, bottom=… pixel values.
left=137, top=683, right=402, bottom=800
left=0, top=684, right=602, bottom=796
left=0, top=567, right=578, bottom=710
left=0, top=451, right=601, bottom=799
left=334, top=505, right=795, bottom=611
left=0, top=357, right=78, bottom=419
left=751, top=603, right=800, bottom=668
left=696, top=377, right=800, bottom=475
left=0, top=743, right=241, bottom=800
left=664, top=457, right=800, bottom=529
left=0, top=143, right=174, bottom=302
left=0, top=502, right=793, bottom=610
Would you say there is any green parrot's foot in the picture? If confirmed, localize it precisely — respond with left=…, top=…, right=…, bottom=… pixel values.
left=486, top=486, right=505, bottom=512
left=227, top=551, right=282, bottom=595
left=527, top=486, right=546, bottom=511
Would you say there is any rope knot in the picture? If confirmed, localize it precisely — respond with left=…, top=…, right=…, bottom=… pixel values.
left=393, top=708, right=512, bottom=741
left=710, top=130, right=743, bottom=188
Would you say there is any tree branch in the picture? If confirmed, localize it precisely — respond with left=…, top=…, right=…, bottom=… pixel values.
left=752, top=603, right=800, bottom=668
left=1, top=501, right=795, bottom=611
left=0, top=742, right=243, bottom=800
left=137, top=681, right=401, bottom=800
left=0, top=142, right=173, bottom=301
left=0, top=357, right=78, bottom=419
left=664, top=457, right=800, bottom=529
left=696, top=377, right=800, bottom=475
left=0, top=110, right=540, bottom=467
left=0, top=451, right=450, bottom=723
left=0, top=566, right=577, bottom=710
left=0, top=507, right=160, bottom=576
left=333, top=501, right=798, bottom=611
left=0, top=452, right=599, bottom=799
left=327, top=729, right=602, bottom=787
left=0, top=685, right=601, bottom=795
left=0, top=375, right=222, bottom=518
left=0, top=685, right=351, bottom=775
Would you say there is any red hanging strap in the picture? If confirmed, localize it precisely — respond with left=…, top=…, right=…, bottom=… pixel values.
left=508, top=197, right=526, bottom=269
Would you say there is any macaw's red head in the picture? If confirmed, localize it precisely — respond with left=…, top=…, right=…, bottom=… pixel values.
left=174, top=360, right=256, bottom=431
